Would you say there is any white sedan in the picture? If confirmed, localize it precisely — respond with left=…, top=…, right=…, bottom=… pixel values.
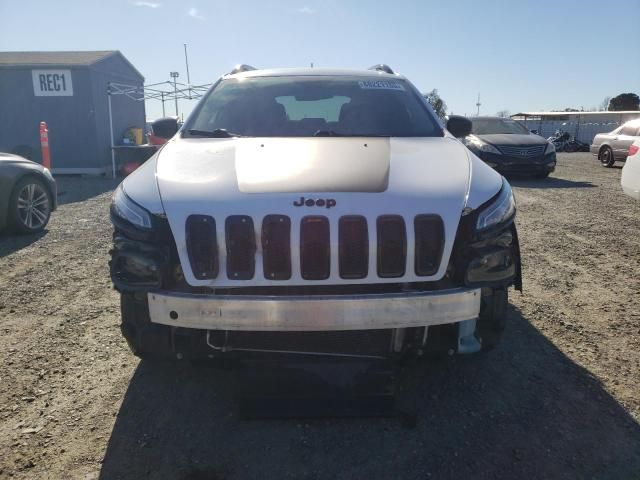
left=621, top=140, right=640, bottom=200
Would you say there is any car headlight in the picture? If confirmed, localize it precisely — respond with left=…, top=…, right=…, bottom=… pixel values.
left=476, top=179, right=516, bottom=231
left=465, top=136, right=501, bottom=154
left=544, top=142, right=556, bottom=154
left=111, top=185, right=152, bottom=229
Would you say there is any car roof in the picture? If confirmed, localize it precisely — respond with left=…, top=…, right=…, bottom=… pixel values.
left=225, top=67, right=407, bottom=80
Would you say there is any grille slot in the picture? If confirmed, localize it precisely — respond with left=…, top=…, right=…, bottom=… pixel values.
left=497, top=144, right=545, bottom=157
left=185, top=215, right=218, bottom=279
left=414, top=215, right=444, bottom=276
left=225, top=216, right=256, bottom=280
left=377, top=215, right=406, bottom=278
left=339, top=216, right=369, bottom=279
left=262, top=215, right=291, bottom=280
left=300, top=216, right=330, bottom=280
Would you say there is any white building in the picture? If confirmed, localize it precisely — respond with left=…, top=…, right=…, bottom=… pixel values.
left=511, top=111, right=640, bottom=144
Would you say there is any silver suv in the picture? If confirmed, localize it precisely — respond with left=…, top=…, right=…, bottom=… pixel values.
left=108, top=64, right=522, bottom=363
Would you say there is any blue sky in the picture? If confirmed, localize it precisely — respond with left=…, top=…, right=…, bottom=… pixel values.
left=1, top=0, right=638, bottom=120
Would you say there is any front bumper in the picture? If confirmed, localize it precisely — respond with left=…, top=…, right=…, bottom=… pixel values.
left=147, top=288, right=481, bottom=331
left=479, top=152, right=556, bottom=175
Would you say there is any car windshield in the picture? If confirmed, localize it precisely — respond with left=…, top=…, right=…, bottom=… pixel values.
left=471, top=118, right=530, bottom=135
left=185, top=76, right=442, bottom=137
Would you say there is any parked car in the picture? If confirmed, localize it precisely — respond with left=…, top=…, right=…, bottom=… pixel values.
left=464, top=116, right=556, bottom=178
left=590, top=119, right=640, bottom=167
left=0, top=152, right=56, bottom=234
left=621, top=140, right=640, bottom=200
left=109, top=64, right=522, bottom=364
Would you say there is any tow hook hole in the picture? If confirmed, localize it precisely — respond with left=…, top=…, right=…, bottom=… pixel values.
left=170, top=310, right=179, bottom=320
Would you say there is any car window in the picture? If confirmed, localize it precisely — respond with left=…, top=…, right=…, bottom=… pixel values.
left=620, top=125, right=638, bottom=136
left=470, top=118, right=530, bottom=135
left=186, top=76, right=442, bottom=137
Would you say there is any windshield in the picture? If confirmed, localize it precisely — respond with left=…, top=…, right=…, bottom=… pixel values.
left=471, top=118, right=530, bottom=135
left=186, top=76, right=442, bottom=137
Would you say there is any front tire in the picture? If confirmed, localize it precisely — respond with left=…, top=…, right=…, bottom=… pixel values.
left=476, top=288, right=508, bottom=351
left=599, top=147, right=615, bottom=167
left=8, top=176, right=53, bottom=234
left=534, top=171, right=550, bottom=179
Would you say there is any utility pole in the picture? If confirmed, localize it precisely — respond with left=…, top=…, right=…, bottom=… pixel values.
left=183, top=44, right=192, bottom=99
left=170, top=71, right=179, bottom=117
left=475, top=93, right=481, bottom=116
left=161, top=91, right=166, bottom=116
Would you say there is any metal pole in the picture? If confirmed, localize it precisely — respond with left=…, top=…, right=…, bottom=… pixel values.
left=173, top=80, right=178, bottom=116
left=107, top=83, right=116, bottom=178
left=161, top=92, right=166, bottom=116
left=184, top=43, right=192, bottom=99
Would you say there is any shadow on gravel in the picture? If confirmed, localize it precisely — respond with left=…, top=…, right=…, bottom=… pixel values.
left=100, top=307, right=640, bottom=480
left=0, top=230, right=46, bottom=258
left=507, top=177, right=596, bottom=189
left=54, top=176, right=119, bottom=206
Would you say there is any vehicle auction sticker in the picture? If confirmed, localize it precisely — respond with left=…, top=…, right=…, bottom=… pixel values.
left=358, top=80, right=405, bottom=91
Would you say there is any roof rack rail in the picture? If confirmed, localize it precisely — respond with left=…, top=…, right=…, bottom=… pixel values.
left=229, top=64, right=258, bottom=75
left=368, top=64, right=395, bottom=75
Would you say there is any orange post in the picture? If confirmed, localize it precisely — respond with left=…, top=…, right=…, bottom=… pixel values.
left=39, top=122, right=51, bottom=169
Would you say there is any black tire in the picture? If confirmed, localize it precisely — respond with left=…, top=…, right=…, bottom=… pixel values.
left=476, top=288, right=508, bottom=351
left=8, top=176, right=53, bottom=234
left=534, top=171, right=550, bottom=179
left=599, top=146, right=615, bottom=167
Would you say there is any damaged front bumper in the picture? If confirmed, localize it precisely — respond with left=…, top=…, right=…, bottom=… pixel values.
left=146, top=288, right=481, bottom=331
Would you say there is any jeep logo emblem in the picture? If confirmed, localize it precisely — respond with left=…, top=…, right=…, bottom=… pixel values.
left=293, top=196, right=336, bottom=209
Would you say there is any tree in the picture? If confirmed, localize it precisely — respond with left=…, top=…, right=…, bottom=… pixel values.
left=496, top=110, right=510, bottom=118
left=424, top=89, right=447, bottom=119
left=608, top=93, right=640, bottom=111
left=600, top=96, right=611, bottom=111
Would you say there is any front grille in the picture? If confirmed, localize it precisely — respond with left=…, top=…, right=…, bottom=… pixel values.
left=497, top=144, right=545, bottom=157
left=185, top=214, right=444, bottom=282
left=377, top=215, right=407, bottom=278
left=185, top=215, right=218, bottom=279
left=300, top=216, right=331, bottom=280
left=225, top=216, right=256, bottom=279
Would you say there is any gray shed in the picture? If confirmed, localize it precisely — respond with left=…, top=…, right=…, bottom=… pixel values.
left=0, top=50, right=145, bottom=174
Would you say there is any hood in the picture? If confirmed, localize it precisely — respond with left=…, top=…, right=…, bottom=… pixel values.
left=0, top=152, right=40, bottom=167
left=474, top=133, right=547, bottom=146
left=149, top=136, right=501, bottom=287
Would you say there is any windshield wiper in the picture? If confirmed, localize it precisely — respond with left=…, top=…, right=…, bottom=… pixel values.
left=187, top=128, right=243, bottom=138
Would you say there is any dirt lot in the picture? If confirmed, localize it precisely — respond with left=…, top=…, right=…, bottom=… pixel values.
left=1, top=153, right=639, bottom=479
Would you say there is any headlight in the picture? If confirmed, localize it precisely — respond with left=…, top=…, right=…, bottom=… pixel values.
left=465, top=136, right=501, bottom=154
left=544, top=142, right=556, bottom=154
left=111, top=185, right=152, bottom=229
left=476, top=179, right=516, bottom=230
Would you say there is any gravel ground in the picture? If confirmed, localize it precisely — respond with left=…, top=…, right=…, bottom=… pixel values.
left=1, top=153, right=639, bottom=480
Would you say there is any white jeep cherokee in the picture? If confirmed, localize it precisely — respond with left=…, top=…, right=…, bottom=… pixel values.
left=109, top=64, right=522, bottom=361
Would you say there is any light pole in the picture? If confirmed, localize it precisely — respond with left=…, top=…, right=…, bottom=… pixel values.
left=170, top=71, right=179, bottom=116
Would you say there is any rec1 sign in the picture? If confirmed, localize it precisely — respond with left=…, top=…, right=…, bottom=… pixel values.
left=32, top=70, right=73, bottom=96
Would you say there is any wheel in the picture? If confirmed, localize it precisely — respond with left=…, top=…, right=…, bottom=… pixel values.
left=8, top=176, right=53, bottom=234
left=534, top=171, right=550, bottom=179
left=599, top=146, right=615, bottom=167
left=476, top=288, right=508, bottom=351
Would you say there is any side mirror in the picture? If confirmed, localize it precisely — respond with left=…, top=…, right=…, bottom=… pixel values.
left=151, top=117, right=179, bottom=140
left=446, top=115, right=472, bottom=138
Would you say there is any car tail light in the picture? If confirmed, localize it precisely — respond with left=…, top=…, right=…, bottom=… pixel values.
left=629, top=144, right=639, bottom=156
left=185, top=215, right=218, bottom=279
